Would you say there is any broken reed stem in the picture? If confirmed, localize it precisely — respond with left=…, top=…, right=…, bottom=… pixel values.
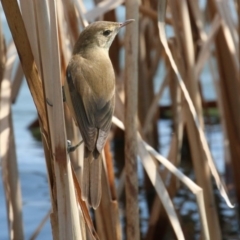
left=1, top=0, right=48, bottom=133
left=124, top=1, right=140, bottom=240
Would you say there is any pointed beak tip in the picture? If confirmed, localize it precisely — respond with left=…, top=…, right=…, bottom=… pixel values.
left=119, top=19, right=135, bottom=28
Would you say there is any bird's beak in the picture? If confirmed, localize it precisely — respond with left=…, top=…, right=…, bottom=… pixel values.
left=119, top=19, right=135, bottom=28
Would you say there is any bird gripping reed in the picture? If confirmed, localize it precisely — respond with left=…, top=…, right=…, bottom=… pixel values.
left=64, top=20, right=134, bottom=208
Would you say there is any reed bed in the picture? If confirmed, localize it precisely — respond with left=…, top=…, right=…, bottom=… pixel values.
left=0, top=0, right=239, bottom=239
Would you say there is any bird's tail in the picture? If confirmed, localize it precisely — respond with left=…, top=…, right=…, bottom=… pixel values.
left=81, top=149, right=102, bottom=209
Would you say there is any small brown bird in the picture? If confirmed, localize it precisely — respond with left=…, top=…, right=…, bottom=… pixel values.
left=64, top=20, right=134, bottom=208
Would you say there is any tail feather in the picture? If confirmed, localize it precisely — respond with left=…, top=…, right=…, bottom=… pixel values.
left=81, top=152, right=90, bottom=201
left=90, top=155, right=102, bottom=209
left=81, top=149, right=102, bottom=209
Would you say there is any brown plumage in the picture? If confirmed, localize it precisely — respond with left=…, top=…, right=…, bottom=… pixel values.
left=64, top=20, right=134, bottom=208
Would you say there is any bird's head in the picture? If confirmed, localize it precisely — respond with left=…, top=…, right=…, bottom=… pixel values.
left=73, top=19, right=134, bottom=54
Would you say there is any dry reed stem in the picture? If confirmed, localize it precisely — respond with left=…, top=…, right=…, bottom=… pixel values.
left=216, top=1, right=239, bottom=67
left=178, top=1, right=222, bottom=238
left=72, top=167, right=100, bottom=240
left=1, top=117, right=24, bottom=240
left=179, top=0, right=204, bottom=124
left=61, top=0, right=79, bottom=44
left=169, top=67, right=184, bottom=164
left=143, top=70, right=169, bottom=135
left=195, top=14, right=221, bottom=77
left=104, top=141, right=117, bottom=199
left=187, top=0, right=207, bottom=41
left=11, top=61, right=23, bottom=103
left=95, top=153, right=122, bottom=240
left=84, top=0, right=124, bottom=22
left=34, top=0, right=53, bottom=134
left=138, top=139, right=184, bottom=240
left=29, top=209, right=51, bottom=240
left=20, top=1, right=60, bottom=233
left=138, top=18, right=157, bottom=147
left=0, top=19, right=6, bottom=86
left=31, top=1, right=59, bottom=236
left=56, top=1, right=83, bottom=187
left=238, top=0, right=240, bottom=62
left=57, top=1, right=72, bottom=63
left=145, top=197, right=162, bottom=240
left=158, top=0, right=233, bottom=207
left=116, top=167, right=125, bottom=200
left=19, top=0, right=42, bottom=78
left=111, top=97, right=125, bottom=200
left=42, top=1, right=82, bottom=239
left=158, top=1, right=225, bottom=238
left=73, top=0, right=88, bottom=29
left=208, top=4, right=239, bottom=189
left=1, top=0, right=48, bottom=132
left=1, top=0, right=239, bottom=239
left=1, top=1, right=84, bottom=239
left=124, top=0, right=140, bottom=239
left=109, top=11, right=122, bottom=74
left=145, top=136, right=178, bottom=240
left=145, top=140, right=210, bottom=239
left=0, top=43, right=24, bottom=240
left=112, top=116, right=210, bottom=239
left=139, top=5, right=158, bottom=21
left=0, top=44, right=16, bottom=158
left=208, top=0, right=240, bottom=214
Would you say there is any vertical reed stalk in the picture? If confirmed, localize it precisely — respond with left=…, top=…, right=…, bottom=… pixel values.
left=124, top=0, right=140, bottom=239
left=95, top=151, right=121, bottom=240
left=208, top=0, right=240, bottom=216
left=11, top=62, right=23, bottom=103
left=0, top=45, right=24, bottom=240
left=1, top=0, right=48, bottom=132
left=1, top=1, right=82, bottom=239
left=41, top=1, right=82, bottom=239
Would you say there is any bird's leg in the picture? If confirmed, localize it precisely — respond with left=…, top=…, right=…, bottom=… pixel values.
left=62, top=86, right=66, bottom=102
left=67, top=140, right=83, bottom=153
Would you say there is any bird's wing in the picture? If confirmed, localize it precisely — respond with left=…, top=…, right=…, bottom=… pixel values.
left=66, top=67, right=97, bottom=152
left=95, top=96, right=115, bottom=153
left=66, top=56, right=115, bottom=154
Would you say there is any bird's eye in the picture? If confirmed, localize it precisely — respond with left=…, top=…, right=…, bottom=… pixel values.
left=103, top=30, right=112, bottom=36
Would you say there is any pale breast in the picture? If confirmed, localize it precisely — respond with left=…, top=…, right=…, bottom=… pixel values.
left=71, top=49, right=115, bottom=103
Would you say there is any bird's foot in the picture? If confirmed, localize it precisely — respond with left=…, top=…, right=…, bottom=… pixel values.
left=67, top=140, right=83, bottom=153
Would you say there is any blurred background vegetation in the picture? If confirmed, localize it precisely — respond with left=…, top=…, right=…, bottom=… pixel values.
left=0, top=0, right=239, bottom=239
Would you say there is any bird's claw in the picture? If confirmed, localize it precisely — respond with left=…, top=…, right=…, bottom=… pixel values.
left=67, top=140, right=83, bottom=153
